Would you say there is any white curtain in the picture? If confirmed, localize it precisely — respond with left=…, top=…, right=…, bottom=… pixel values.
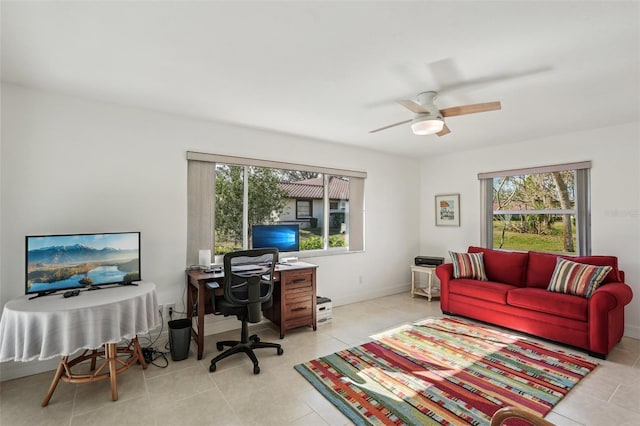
left=187, top=160, right=215, bottom=266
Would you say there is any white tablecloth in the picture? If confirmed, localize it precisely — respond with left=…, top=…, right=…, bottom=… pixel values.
left=0, top=282, right=160, bottom=362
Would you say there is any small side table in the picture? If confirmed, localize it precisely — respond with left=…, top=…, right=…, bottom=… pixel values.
left=410, top=265, right=440, bottom=301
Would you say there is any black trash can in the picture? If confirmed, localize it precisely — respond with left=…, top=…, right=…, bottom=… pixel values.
left=168, top=318, right=191, bottom=361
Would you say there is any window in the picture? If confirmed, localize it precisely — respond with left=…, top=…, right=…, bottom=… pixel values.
left=296, top=200, right=312, bottom=219
left=478, top=162, right=591, bottom=255
left=186, top=152, right=365, bottom=264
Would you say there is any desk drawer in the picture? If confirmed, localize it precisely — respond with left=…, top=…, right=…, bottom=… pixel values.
left=285, top=301, right=313, bottom=320
left=283, top=271, right=313, bottom=302
left=286, top=315, right=314, bottom=329
left=283, top=270, right=313, bottom=287
left=270, top=265, right=317, bottom=338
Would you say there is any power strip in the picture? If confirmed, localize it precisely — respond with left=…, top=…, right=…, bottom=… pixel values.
left=142, top=347, right=154, bottom=363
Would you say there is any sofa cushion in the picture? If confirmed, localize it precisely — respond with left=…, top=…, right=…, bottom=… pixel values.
left=547, top=258, right=612, bottom=298
left=449, top=279, right=516, bottom=304
left=468, top=246, right=528, bottom=287
left=526, top=251, right=621, bottom=289
left=507, top=288, right=588, bottom=321
left=449, top=251, right=488, bottom=280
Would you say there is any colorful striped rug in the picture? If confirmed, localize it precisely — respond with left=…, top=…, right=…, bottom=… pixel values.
left=294, top=317, right=597, bottom=425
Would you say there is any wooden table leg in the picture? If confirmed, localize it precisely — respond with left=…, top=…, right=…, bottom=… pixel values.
left=106, top=343, right=118, bottom=401
left=41, top=337, right=147, bottom=406
left=132, top=337, right=147, bottom=369
left=41, top=356, right=67, bottom=407
left=197, top=282, right=206, bottom=360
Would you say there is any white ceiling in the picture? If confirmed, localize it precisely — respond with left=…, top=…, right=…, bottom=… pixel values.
left=2, top=1, right=639, bottom=158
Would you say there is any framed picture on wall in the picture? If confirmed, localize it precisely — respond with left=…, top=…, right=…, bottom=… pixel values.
left=435, top=194, right=460, bottom=226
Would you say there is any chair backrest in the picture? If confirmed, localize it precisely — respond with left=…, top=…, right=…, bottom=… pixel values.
left=222, top=248, right=278, bottom=323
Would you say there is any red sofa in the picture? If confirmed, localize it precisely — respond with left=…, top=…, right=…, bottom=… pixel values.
left=436, top=246, right=633, bottom=358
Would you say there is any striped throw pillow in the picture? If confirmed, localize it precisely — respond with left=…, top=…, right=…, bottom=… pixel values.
left=449, top=251, right=488, bottom=280
left=547, top=258, right=612, bottom=298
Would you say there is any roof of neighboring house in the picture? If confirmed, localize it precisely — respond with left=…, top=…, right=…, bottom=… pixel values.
left=278, top=177, right=349, bottom=200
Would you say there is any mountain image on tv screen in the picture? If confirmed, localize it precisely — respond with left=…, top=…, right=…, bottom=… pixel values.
left=26, top=232, right=141, bottom=294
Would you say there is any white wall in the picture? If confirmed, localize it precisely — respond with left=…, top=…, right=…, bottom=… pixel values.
left=0, top=84, right=420, bottom=380
left=418, top=122, right=640, bottom=339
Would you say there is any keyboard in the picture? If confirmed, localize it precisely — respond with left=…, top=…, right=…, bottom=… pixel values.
left=231, top=264, right=263, bottom=272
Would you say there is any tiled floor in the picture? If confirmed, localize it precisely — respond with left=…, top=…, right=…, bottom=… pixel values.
left=1, top=293, right=639, bottom=425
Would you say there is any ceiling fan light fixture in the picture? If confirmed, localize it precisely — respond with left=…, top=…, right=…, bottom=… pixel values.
left=411, top=117, right=444, bottom=135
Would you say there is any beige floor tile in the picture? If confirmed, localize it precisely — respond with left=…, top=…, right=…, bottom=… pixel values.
left=544, top=411, right=584, bottom=426
left=145, top=364, right=216, bottom=409
left=610, top=383, right=640, bottom=414
left=298, top=388, right=352, bottom=426
left=70, top=395, right=155, bottom=426
left=289, top=411, right=331, bottom=426
left=154, top=388, right=243, bottom=426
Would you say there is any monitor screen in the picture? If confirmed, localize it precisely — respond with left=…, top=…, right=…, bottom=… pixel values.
left=251, top=224, right=299, bottom=253
left=25, top=232, right=141, bottom=295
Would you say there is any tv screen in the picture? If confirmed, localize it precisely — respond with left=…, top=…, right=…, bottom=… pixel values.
left=25, top=232, right=141, bottom=295
left=251, top=224, right=299, bottom=253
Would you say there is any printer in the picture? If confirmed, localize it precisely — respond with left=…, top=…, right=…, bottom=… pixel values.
left=414, top=256, right=445, bottom=268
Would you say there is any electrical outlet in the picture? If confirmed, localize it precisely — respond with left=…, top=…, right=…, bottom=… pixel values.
left=165, top=303, right=175, bottom=318
left=158, top=304, right=164, bottom=317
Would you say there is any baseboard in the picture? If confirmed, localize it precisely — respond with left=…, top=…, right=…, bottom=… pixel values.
left=330, top=283, right=411, bottom=307
left=0, top=356, right=61, bottom=382
left=625, top=323, right=640, bottom=340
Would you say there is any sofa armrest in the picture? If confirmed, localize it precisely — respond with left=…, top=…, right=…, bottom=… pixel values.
left=436, top=263, right=454, bottom=312
left=591, top=282, right=633, bottom=309
left=589, top=282, right=633, bottom=356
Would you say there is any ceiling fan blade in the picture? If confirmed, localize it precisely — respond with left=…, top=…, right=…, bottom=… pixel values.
left=369, top=119, right=412, bottom=133
left=440, top=101, right=501, bottom=118
left=436, top=123, right=451, bottom=136
left=428, top=58, right=552, bottom=95
left=397, top=99, right=428, bottom=113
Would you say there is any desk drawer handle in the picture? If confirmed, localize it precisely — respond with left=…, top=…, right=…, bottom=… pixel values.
left=291, top=307, right=308, bottom=312
left=292, top=278, right=309, bottom=284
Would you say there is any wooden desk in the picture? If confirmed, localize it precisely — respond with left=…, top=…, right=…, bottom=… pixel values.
left=186, top=262, right=318, bottom=360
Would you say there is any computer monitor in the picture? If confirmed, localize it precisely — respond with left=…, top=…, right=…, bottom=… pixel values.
left=251, top=224, right=299, bottom=253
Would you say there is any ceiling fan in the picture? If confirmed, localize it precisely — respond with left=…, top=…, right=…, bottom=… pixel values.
left=369, top=91, right=501, bottom=136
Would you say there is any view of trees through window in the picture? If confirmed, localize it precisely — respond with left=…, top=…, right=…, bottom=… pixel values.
left=493, top=170, right=577, bottom=254
left=214, top=164, right=349, bottom=255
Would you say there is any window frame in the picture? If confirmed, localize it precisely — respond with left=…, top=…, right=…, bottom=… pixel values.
left=478, top=161, right=591, bottom=255
left=186, top=151, right=366, bottom=263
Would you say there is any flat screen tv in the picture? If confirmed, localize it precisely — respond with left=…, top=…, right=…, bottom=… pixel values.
left=25, top=231, right=141, bottom=296
left=251, top=224, right=299, bottom=253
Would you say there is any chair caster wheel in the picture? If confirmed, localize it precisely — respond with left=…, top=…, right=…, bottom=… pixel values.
left=209, top=364, right=217, bottom=372
left=253, top=365, right=260, bottom=374
left=250, top=334, right=260, bottom=342
left=277, top=347, right=284, bottom=355
left=216, top=343, right=224, bottom=351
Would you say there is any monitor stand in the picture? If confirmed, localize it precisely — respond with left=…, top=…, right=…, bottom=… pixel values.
left=28, top=290, right=58, bottom=300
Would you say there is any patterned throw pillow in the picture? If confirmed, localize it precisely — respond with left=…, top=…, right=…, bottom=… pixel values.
left=547, top=258, right=612, bottom=298
left=449, top=251, right=488, bottom=280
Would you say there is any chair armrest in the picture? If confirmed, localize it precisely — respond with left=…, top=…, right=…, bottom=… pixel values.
left=490, top=407, right=555, bottom=426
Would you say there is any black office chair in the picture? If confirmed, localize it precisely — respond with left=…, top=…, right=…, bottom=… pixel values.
left=209, top=248, right=283, bottom=374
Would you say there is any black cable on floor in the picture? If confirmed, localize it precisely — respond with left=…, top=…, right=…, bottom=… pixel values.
left=138, top=309, right=170, bottom=368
